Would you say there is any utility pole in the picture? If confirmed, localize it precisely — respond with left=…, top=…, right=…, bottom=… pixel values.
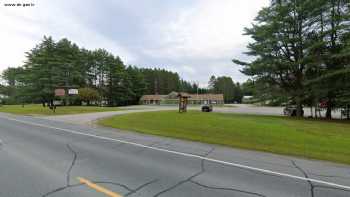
left=154, top=79, right=158, bottom=94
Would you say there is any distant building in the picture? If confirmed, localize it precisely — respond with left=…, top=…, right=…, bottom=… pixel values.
left=140, top=91, right=224, bottom=105
left=139, top=94, right=164, bottom=105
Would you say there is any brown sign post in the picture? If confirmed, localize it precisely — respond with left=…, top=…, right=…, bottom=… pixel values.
left=178, top=92, right=191, bottom=113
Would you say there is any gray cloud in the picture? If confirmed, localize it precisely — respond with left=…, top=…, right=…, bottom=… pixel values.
left=0, top=0, right=269, bottom=86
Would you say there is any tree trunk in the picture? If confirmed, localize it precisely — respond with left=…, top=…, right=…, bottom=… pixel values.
left=318, top=107, right=322, bottom=118
left=326, top=95, right=333, bottom=119
left=295, top=97, right=303, bottom=117
left=310, top=105, right=313, bottom=118
left=326, top=105, right=332, bottom=119
left=314, top=106, right=317, bottom=119
left=296, top=103, right=303, bottom=117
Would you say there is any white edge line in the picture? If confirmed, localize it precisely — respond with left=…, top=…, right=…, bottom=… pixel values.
left=3, top=116, right=350, bottom=191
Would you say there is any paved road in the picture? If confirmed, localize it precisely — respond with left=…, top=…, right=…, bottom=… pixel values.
left=220, top=104, right=342, bottom=119
left=41, top=105, right=285, bottom=125
left=42, top=104, right=342, bottom=125
left=41, top=106, right=175, bottom=125
left=1, top=112, right=350, bottom=197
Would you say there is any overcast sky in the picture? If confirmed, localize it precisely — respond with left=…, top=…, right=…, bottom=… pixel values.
left=0, top=0, right=269, bottom=87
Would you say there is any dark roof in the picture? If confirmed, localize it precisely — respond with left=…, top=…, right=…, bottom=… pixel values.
left=188, top=94, right=224, bottom=101
left=140, top=95, right=165, bottom=101
left=140, top=92, right=224, bottom=101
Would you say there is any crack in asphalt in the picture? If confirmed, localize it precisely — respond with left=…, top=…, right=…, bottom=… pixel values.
left=152, top=146, right=266, bottom=197
left=125, top=179, right=159, bottom=196
left=152, top=147, right=215, bottom=197
left=291, top=160, right=315, bottom=197
left=152, top=164, right=204, bottom=197
left=35, top=140, right=350, bottom=197
left=291, top=162, right=350, bottom=196
left=189, top=180, right=267, bottom=197
left=41, top=144, right=158, bottom=197
left=93, top=181, right=133, bottom=192
left=66, top=144, right=77, bottom=186
left=42, top=179, right=158, bottom=197
left=41, top=144, right=82, bottom=197
left=42, top=183, right=83, bottom=197
left=151, top=147, right=265, bottom=197
left=199, top=147, right=216, bottom=157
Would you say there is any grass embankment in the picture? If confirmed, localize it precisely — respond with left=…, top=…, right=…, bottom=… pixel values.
left=0, top=104, right=121, bottom=115
left=99, top=111, right=350, bottom=164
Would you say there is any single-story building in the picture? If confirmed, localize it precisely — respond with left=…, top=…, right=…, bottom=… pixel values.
left=139, top=94, right=164, bottom=105
left=140, top=91, right=224, bottom=105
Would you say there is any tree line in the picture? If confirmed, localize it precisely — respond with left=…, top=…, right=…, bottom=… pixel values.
left=0, top=36, right=202, bottom=106
left=234, top=0, right=350, bottom=118
left=208, top=76, right=243, bottom=103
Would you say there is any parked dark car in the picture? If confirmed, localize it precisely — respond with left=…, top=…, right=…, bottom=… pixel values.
left=283, top=106, right=304, bottom=116
left=201, top=104, right=213, bottom=112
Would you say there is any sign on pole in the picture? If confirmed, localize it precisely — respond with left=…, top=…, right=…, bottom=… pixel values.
left=68, top=89, right=79, bottom=95
left=55, top=89, right=65, bottom=97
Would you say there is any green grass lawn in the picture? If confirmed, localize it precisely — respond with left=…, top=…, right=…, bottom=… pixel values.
left=99, top=111, right=350, bottom=164
left=0, top=104, right=121, bottom=115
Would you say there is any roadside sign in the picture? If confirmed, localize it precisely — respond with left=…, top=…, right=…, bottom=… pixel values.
left=55, top=89, right=65, bottom=96
left=68, top=89, right=79, bottom=95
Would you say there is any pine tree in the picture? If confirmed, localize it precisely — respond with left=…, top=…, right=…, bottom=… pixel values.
left=234, top=0, right=322, bottom=116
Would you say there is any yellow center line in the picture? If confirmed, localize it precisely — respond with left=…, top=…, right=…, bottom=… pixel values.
left=77, top=177, right=123, bottom=197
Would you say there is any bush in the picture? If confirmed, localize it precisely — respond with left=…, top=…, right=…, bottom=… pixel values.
left=78, top=88, right=99, bottom=105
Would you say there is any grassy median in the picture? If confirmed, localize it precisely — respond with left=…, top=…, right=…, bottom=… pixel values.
left=0, top=104, right=121, bottom=115
left=99, top=111, right=350, bottom=164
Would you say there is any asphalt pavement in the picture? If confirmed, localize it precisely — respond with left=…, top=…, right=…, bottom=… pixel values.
left=41, top=105, right=342, bottom=125
left=0, top=112, right=350, bottom=197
